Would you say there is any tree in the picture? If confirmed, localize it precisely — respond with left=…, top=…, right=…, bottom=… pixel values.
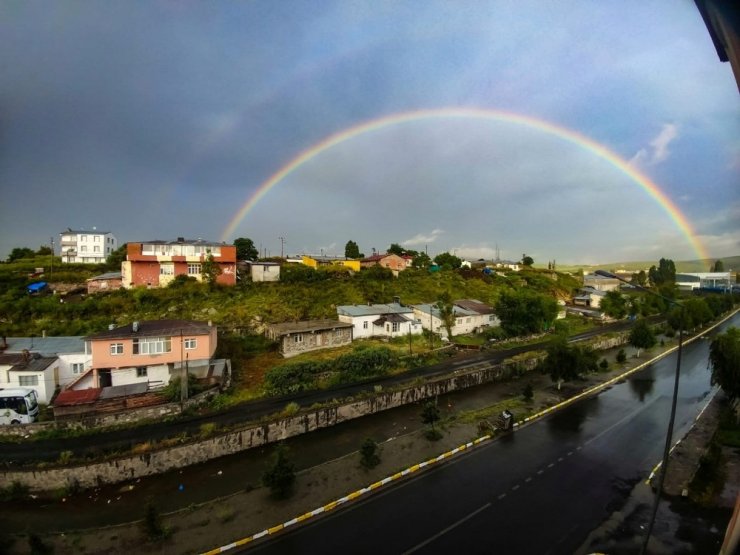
left=36, top=245, right=52, bottom=256
left=436, top=292, right=456, bottom=340
left=521, top=254, right=534, bottom=267
left=433, top=252, right=462, bottom=270
left=711, top=260, right=724, bottom=272
left=540, top=336, right=597, bottom=390
left=411, top=252, right=431, bottom=269
left=599, top=290, right=627, bottom=319
left=234, top=237, right=258, bottom=261
left=344, top=240, right=363, bottom=259
left=262, top=443, right=296, bottom=499
left=359, top=438, right=381, bottom=469
left=7, top=247, right=34, bottom=262
left=495, top=289, right=558, bottom=336
left=709, top=327, right=740, bottom=401
left=629, top=318, right=656, bottom=357
left=631, top=270, right=647, bottom=287
left=201, top=253, right=222, bottom=286
left=648, top=258, right=676, bottom=286
left=387, top=243, right=405, bottom=256
left=105, top=243, right=127, bottom=270
left=421, top=400, right=441, bottom=439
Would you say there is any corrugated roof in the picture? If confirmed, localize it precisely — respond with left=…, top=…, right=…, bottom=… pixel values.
left=454, top=299, right=495, bottom=315
left=337, top=303, right=413, bottom=317
left=3, top=336, right=86, bottom=355
left=267, top=319, right=353, bottom=335
left=84, top=319, right=213, bottom=340
left=54, top=388, right=101, bottom=406
left=99, top=382, right=148, bottom=399
left=6, top=355, right=57, bottom=373
left=87, top=272, right=122, bottom=281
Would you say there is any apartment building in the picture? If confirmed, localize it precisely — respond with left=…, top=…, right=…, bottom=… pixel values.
left=59, top=228, right=117, bottom=264
left=121, top=238, right=237, bottom=288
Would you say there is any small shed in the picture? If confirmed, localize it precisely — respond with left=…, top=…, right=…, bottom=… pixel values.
left=87, top=272, right=123, bottom=294
left=266, top=319, right=353, bottom=358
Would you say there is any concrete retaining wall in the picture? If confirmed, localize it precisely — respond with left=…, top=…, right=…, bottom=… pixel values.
left=1, top=332, right=630, bottom=492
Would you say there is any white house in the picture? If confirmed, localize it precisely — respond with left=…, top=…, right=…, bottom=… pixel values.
left=59, top=228, right=117, bottom=264
left=412, top=299, right=499, bottom=339
left=337, top=299, right=423, bottom=339
left=573, top=287, right=607, bottom=309
left=0, top=336, right=91, bottom=404
left=583, top=273, right=621, bottom=292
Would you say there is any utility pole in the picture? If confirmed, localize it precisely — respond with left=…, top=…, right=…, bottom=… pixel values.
left=49, top=236, right=54, bottom=283
left=279, top=236, right=285, bottom=259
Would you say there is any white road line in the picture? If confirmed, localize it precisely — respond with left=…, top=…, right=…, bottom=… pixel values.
left=512, top=484, right=520, bottom=491
left=525, top=477, right=532, bottom=483
left=547, top=463, right=554, bottom=468
left=498, top=493, right=507, bottom=500
left=402, top=502, right=492, bottom=554
left=537, top=469, right=544, bottom=475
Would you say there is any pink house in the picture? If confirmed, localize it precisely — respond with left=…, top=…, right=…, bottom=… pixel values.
left=77, top=320, right=218, bottom=390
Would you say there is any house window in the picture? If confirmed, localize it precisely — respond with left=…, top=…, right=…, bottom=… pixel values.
left=187, top=263, right=201, bottom=275
left=184, top=338, right=197, bottom=350
left=363, top=321, right=368, bottom=329
left=72, top=363, right=84, bottom=374
left=133, top=337, right=172, bottom=355
left=110, top=343, right=124, bottom=355
left=81, top=245, right=87, bottom=252
left=456, top=318, right=463, bottom=325
left=293, top=334, right=303, bottom=343
left=81, top=235, right=87, bottom=241
left=136, top=367, right=148, bottom=378
left=94, top=246, right=100, bottom=253
left=392, top=322, right=399, bottom=332
left=489, top=315, right=496, bottom=322
left=160, top=264, right=174, bottom=276
left=94, top=236, right=100, bottom=242
left=19, top=375, right=38, bottom=386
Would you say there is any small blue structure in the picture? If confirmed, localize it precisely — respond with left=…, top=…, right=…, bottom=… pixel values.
left=27, top=281, right=48, bottom=294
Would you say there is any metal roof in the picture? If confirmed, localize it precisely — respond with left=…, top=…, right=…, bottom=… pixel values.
left=84, top=319, right=214, bottom=340
left=267, top=319, right=353, bottom=335
left=54, top=388, right=101, bottom=406
left=3, top=336, right=86, bottom=355
left=336, top=303, right=413, bottom=317
left=87, top=272, right=122, bottom=281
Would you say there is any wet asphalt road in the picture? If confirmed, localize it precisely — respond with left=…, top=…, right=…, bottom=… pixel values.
left=242, top=313, right=737, bottom=555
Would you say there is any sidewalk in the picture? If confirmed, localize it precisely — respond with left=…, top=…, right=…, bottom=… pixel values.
left=4, top=318, right=733, bottom=555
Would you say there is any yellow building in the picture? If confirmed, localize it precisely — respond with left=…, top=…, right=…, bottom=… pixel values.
left=301, top=255, right=360, bottom=272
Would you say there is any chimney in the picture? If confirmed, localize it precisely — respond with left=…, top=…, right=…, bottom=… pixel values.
left=208, top=320, right=212, bottom=327
left=393, top=296, right=401, bottom=305
left=132, top=321, right=139, bottom=333
left=42, top=330, right=46, bottom=338
left=108, top=323, right=115, bottom=330
left=177, top=237, right=185, bottom=243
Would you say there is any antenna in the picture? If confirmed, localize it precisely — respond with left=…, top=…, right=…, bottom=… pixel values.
left=279, top=236, right=286, bottom=258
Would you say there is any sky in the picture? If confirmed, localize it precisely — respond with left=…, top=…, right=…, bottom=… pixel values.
left=1, top=1, right=738, bottom=265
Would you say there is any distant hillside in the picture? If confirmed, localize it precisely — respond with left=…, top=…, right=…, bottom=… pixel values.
left=542, top=255, right=740, bottom=274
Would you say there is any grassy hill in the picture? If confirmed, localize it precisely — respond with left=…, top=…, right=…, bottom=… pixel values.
left=540, top=255, right=740, bottom=274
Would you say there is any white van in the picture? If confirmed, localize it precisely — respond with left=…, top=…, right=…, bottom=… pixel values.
left=0, top=388, right=39, bottom=424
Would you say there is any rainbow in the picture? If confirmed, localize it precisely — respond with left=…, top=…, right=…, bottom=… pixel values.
left=221, top=107, right=708, bottom=260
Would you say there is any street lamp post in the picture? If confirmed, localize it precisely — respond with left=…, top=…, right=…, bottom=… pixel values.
left=595, top=270, right=684, bottom=554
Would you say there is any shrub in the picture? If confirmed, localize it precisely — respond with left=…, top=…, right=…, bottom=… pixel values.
left=359, top=438, right=381, bottom=469
left=262, top=444, right=296, bottom=499
left=142, top=501, right=170, bottom=542
left=28, top=533, right=53, bottom=555
left=616, top=349, right=626, bottom=363
left=599, top=358, right=609, bottom=371
left=282, top=402, right=300, bottom=417
left=522, top=383, right=534, bottom=401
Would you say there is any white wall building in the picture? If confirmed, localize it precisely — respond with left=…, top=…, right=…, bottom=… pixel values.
left=249, top=262, right=281, bottom=282
left=59, top=228, right=117, bottom=264
left=675, top=272, right=732, bottom=291
left=412, top=299, right=499, bottom=339
left=337, top=300, right=423, bottom=339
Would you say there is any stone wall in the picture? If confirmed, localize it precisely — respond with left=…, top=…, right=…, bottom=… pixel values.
left=0, top=333, right=631, bottom=492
